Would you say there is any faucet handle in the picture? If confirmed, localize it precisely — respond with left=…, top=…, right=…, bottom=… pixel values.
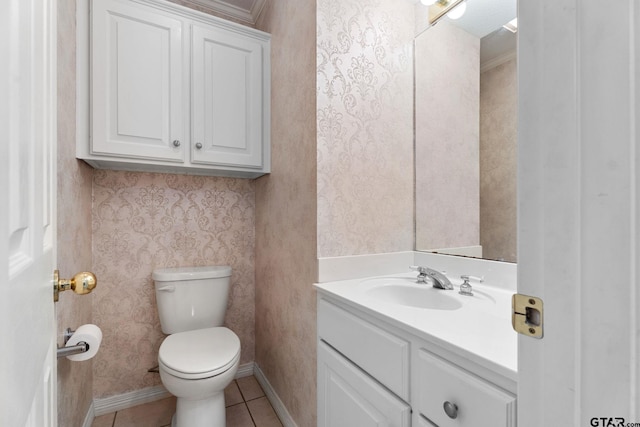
left=460, top=274, right=484, bottom=283
left=410, top=266, right=428, bottom=284
left=458, top=276, right=474, bottom=296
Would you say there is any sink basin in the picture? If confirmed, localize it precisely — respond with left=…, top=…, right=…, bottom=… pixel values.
left=362, top=277, right=463, bottom=310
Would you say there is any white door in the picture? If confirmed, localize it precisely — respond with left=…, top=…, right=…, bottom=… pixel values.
left=518, top=0, right=640, bottom=425
left=1, top=0, right=58, bottom=426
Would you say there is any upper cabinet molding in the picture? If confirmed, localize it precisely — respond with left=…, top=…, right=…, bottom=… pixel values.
left=130, top=0, right=267, bottom=35
left=177, top=0, right=266, bottom=26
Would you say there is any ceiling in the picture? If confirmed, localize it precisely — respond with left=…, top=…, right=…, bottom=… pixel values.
left=180, top=0, right=265, bottom=24
left=450, top=0, right=516, bottom=39
left=430, top=0, right=517, bottom=71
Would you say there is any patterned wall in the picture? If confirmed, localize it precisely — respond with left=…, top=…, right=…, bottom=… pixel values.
left=317, top=0, right=415, bottom=258
left=92, top=170, right=255, bottom=397
left=56, top=0, right=96, bottom=425
left=480, top=58, right=517, bottom=262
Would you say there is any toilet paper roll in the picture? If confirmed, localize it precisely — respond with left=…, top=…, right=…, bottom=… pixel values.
left=65, top=324, right=102, bottom=361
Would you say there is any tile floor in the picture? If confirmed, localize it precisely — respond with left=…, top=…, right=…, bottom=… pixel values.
left=92, top=376, right=283, bottom=427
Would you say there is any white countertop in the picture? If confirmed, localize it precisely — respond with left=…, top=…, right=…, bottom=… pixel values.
left=315, top=272, right=518, bottom=383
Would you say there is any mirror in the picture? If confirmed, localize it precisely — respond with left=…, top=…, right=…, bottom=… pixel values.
left=414, top=0, right=517, bottom=262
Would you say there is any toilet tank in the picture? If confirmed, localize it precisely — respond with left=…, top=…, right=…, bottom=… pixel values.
left=153, top=266, right=232, bottom=334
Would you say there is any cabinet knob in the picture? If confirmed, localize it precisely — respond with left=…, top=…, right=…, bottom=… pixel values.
left=195, top=142, right=203, bottom=149
left=443, top=401, right=458, bottom=419
left=172, top=140, right=181, bottom=147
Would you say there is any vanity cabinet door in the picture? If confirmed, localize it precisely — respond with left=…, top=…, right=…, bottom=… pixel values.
left=318, top=342, right=411, bottom=427
left=191, top=24, right=266, bottom=170
left=91, top=0, right=186, bottom=162
left=415, top=349, right=516, bottom=427
left=318, top=299, right=410, bottom=400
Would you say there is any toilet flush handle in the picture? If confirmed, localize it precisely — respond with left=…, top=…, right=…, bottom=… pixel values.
left=157, top=285, right=175, bottom=293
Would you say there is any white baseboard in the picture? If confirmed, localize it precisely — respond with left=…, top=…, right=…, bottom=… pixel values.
left=90, top=362, right=256, bottom=418
left=93, top=384, right=172, bottom=416
left=236, top=361, right=255, bottom=378
left=253, top=363, right=298, bottom=427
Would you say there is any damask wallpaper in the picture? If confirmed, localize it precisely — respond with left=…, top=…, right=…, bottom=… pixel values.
left=316, top=0, right=415, bottom=258
left=92, top=170, right=256, bottom=398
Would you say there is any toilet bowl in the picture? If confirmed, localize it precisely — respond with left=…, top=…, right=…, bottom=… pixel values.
left=153, top=266, right=240, bottom=427
left=158, top=327, right=240, bottom=427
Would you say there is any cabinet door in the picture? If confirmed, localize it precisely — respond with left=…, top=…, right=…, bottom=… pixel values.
left=318, top=341, right=411, bottom=427
left=191, top=24, right=264, bottom=169
left=91, top=0, right=186, bottom=162
left=318, top=299, right=410, bottom=400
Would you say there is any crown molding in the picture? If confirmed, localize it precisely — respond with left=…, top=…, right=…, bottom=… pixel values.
left=480, top=49, right=516, bottom=73
left=178, top=0, right=265, bottom=25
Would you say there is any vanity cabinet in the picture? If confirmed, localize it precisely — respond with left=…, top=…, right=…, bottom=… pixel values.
left=317, top=296, right=516, bottom=427
left=80, top=0, right=270, bottom=178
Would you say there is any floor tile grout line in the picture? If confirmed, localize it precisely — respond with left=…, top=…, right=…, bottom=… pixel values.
left=244, top=401, right=258, bottom=427
left=236, top=379, right=266, bottom=403
left=235, top=379, right=249, bottom=402
left=227, top=402, right=247, bottom=409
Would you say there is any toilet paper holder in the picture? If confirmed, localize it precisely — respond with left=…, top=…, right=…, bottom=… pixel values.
left=56, top=328, right=89, bottom=359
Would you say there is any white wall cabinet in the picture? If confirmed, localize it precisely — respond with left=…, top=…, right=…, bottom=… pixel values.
left=317, top=297, right=517, bottom=427
left=78, top=0, right=270, bottom=178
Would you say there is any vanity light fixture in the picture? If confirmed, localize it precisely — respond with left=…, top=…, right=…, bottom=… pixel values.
left=426, top=0, right=468, bottom=26
left=503, top=17, right=518, bottom=33
left=447, top=1, right=467, bottom=19
left=446, top=1, right=466, bottom=19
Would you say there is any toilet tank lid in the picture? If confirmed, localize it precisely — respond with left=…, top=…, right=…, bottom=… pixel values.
left=152, top=265, right=232, bottom=281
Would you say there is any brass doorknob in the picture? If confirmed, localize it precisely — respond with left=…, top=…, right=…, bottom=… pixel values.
left=53, top=270, right=97, bottom=302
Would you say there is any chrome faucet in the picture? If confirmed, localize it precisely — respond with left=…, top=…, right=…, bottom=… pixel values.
left=409, top=266, right=453, bottom=290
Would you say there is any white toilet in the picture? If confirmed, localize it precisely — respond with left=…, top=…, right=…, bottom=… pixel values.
left=153, top=265, right=241, bottom=427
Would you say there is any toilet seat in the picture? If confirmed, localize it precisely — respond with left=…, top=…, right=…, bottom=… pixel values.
left=159, top=327, right=240, bottom=380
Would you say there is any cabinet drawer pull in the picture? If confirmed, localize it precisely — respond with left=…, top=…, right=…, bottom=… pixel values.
left=195, top=142, right=203, bottom=149
left=172, top=140, right=181, bottom=147
left=443, top=401, right=458, bottom=419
